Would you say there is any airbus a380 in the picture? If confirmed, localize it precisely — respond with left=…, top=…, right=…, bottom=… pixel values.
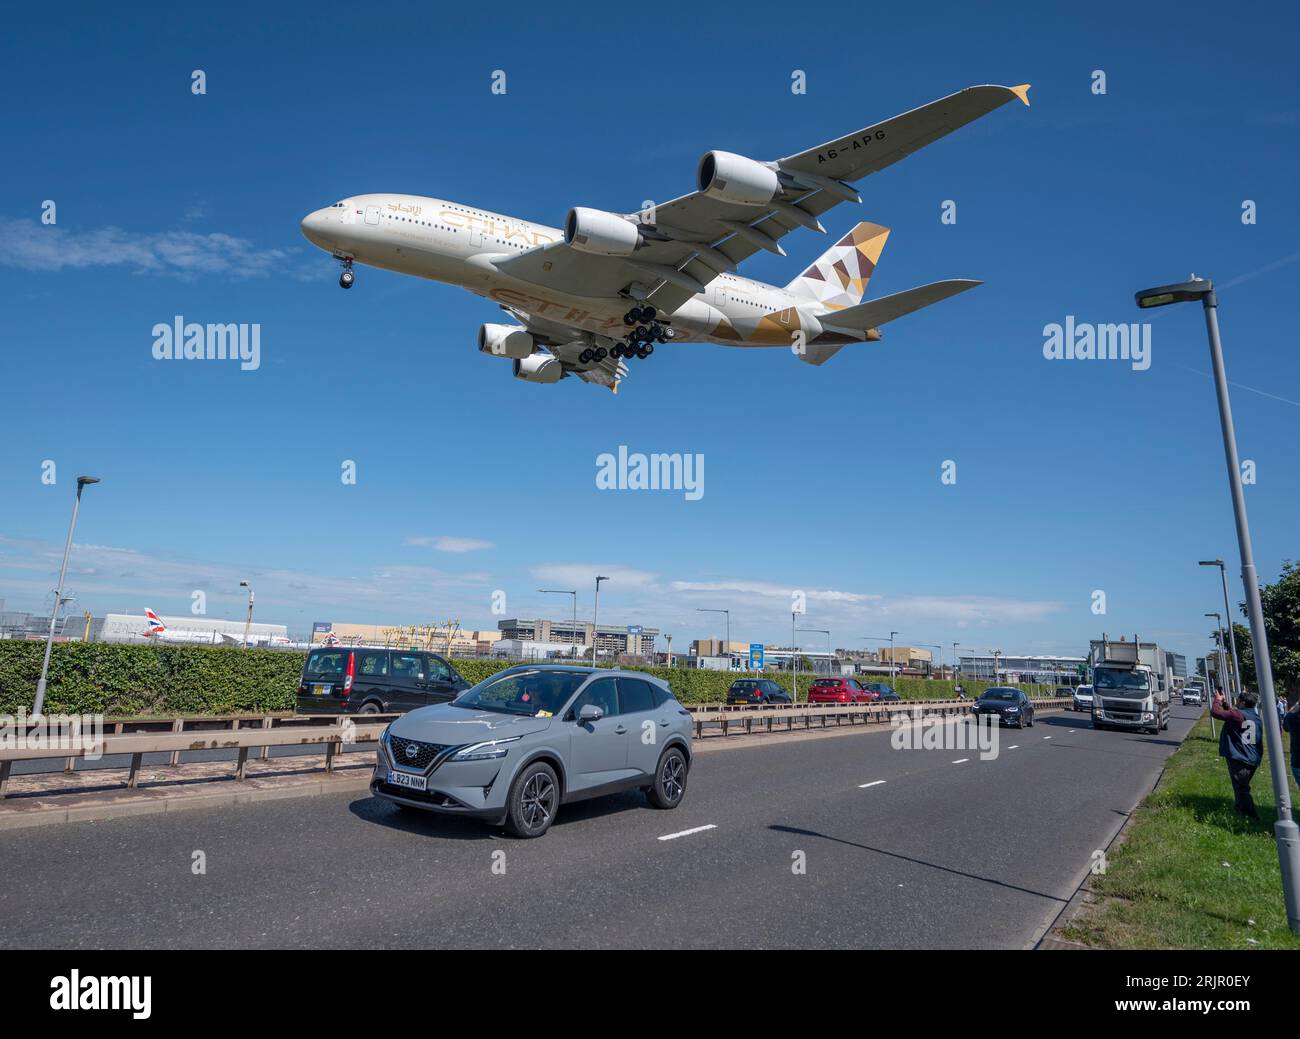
left=301, top=83, right=1029, bottom=392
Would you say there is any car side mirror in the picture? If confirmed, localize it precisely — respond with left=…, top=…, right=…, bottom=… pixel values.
left=579, top=704, right=604, bottom=723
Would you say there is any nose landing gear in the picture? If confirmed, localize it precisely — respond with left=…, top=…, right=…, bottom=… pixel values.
left=336, top=255, right=355, bottom=289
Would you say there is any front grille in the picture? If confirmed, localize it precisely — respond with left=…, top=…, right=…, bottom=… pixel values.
left=388, top=735, right=452, bottom=771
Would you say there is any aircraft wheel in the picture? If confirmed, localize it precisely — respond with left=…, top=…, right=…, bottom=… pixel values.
left=662, top=326, right=675, bottom=340
left=339, top=270, right=354, bottom=289
left=579, top=348, right=593, bottom=364
left=594, top=347, right=607, bottom=361
left=640, top=305, right=657, bottom=321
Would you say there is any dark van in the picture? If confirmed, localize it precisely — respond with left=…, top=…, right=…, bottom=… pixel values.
left=297, top=646, right=470, bottom=715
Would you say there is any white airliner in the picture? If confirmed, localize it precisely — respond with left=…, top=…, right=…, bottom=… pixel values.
left=142, top=609, right=302, bottom=648
left=301, top=83, right=1029, bottom=392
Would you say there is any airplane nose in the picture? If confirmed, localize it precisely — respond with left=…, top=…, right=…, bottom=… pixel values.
left=300, top=210, right=324, bottom=242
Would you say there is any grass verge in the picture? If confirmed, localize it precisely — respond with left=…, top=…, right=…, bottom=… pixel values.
left=1059, top=712, right=1300, bottom=949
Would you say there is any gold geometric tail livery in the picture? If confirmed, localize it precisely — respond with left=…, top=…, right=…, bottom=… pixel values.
left=784, top=222, right=890, bottom=312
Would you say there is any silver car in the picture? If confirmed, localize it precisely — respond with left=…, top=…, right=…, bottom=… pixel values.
left=372, top=665, right=693, bottom=837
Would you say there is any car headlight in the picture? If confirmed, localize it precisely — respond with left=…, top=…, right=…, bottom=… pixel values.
left=452, top=736, right=522, bottom=761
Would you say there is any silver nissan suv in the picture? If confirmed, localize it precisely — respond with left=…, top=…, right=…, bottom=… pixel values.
left=372, top=665, right=694, bottom=837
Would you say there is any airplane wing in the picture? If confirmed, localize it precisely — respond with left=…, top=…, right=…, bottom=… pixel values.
left=492, top=84, right=1029, bottom=313
left=500, top=305, right=629, bottom=393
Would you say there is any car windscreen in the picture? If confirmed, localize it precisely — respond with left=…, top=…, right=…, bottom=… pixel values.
left=1094, top=669, right=1150, bottom=694
left=979, top=689, right=1017, bottom=702
left=454, top=669, right=589, bottom=717
left=812, top=679, right=841, bottom=686
left=731, top=681, right=758, bottom=690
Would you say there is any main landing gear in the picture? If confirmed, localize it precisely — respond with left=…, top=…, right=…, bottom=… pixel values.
left=579, top=305, right=676, bottom=364
left=337, top=256, right=355, bottom=289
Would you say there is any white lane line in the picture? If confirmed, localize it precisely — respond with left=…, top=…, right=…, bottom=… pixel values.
left=657, top=824, right=717, bottom=842
left=1043, top=735, right=1052, bottom=740
left=1068, top=729, right=1076, bottom=733
left=1008, top=745, right=1019, bottom=750
left=858, top=780, right=886, bottom=789
left=951, top=758, right=969, bottom=764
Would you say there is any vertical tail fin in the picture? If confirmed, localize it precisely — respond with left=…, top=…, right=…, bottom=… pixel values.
left=144, top=608, right=165, bottom=634
left=785, top=221, right=890, bottom=312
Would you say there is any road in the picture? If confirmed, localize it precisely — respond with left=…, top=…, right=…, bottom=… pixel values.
left=0, top=705, right=1202, bottom=948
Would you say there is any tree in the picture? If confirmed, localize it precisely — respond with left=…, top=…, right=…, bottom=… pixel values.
left=1232, top=559, right=1300, bottom=697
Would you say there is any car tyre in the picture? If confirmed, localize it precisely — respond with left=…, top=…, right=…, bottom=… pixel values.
left=359, top=701, right=382, bottom=715
left=505, top=761, right=560, bottom=839
left=646, top=746, right=688, bottom=810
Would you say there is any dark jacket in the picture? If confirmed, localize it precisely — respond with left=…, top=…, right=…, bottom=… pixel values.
left=1283, top=706, right=1300, bottom=760
left=1213, top=700, right=1264, bottom=767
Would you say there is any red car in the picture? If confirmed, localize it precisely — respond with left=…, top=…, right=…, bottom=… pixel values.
left=807, top=677, right=876, bottom=704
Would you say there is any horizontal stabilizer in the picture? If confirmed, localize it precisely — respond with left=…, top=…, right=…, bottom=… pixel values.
left=819, top=279, right=981, bottom=332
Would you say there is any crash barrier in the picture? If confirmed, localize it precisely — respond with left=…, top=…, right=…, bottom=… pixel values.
left=683, top=698, right=1074, bottom=738
left=0, top=699, right=1074, bottom=798
left=0, top=713, right=397, bottom=799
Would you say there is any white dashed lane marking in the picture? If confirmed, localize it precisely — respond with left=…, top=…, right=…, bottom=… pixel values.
left=658, top=824, right=717, bottom=842
left=952, top=758, right=969, bottom=764
left=858, top=780, right=886, bottom=789
left=1008, top=745, right=1019, bottom=750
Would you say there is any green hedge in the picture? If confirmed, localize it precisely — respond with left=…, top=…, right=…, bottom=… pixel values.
left=0, top=640, right=1060, bottom=716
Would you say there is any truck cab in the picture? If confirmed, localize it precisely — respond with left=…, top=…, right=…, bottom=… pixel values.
left=1089, top=638, right=1171, bottom=734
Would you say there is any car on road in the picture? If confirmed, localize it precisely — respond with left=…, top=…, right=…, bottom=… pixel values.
left=726, top=679, right=792, bottom=705
left=372, top=665, right=693, bottom=838
left=969, top=687, right=1035, bottom=728
left=298, top=646, right=470, bottom=714
left=864, top=682, right=900, bottom=701
left=1072, top=684, right=1094, bottom=712
left=807, top=677, right=874, bottom=703
left=1181, top=684, right=1204, bottom=705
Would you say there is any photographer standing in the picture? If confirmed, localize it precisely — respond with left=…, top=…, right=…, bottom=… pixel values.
left=1212, top=688, right=1264, bottom=819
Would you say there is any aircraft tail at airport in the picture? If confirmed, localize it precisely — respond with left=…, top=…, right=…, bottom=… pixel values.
left=144, top=608, right=166, bottom=635
left=785, top=222, right=891, bottom=312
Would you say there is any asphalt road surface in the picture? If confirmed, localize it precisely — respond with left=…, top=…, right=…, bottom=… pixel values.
left=0, top=705, right=1202, bottom=949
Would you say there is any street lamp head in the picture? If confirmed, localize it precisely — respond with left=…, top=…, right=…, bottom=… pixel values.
left=1198, top=559, right=1225, bottom=568
left=1135, top=277, right=1213, bottom=309
left=76, top=475, right=100, bottom=487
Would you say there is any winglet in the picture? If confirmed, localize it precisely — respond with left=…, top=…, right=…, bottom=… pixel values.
left=1009, top=84, right=1031, bottom=107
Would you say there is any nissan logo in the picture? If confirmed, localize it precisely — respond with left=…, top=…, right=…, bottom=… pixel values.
left=405, top=743, right=418, bottom=760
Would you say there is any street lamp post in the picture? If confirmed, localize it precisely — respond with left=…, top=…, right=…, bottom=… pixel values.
left=1205, top=613, right=1229, bottom=701
left=539, top=588, right=578, bottom=659
left=239, top=581, right=254, bottom=648
left=861, top=633, right=900, bottom=689
left=33, top=475, right=99, bottom=717
left=592, top=576, right=609, bottom=663
left=1200, top=560, right=1242, bottom=703
left=953, top=642, right=960, bottom=696
left=1137, top=275, right=1300, bottom=934
left=696, top=608, right=731, bottom=668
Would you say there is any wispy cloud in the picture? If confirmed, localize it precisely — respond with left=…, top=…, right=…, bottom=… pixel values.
left=0, top=217, right=298, bottom=279
left=406, top=535, right=495, bottom=553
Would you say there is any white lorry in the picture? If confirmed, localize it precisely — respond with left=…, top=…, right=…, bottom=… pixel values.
left=1088, top=637, right=1172, bottom=734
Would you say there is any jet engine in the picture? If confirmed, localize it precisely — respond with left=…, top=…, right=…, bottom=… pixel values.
left=512, top=352, right=564, bottom=384
left=564, top=207, right=641, bottom=256
left=478, top=323, right=534, bottom=359
left=696, top=151, right=781, bottom=205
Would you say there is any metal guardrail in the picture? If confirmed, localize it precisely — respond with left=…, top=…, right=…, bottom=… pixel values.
left=684, top=697, right=1073, bottom=738
left=0, top=698, right=1073, bottom=799
left=0, top=714, right=396, bottom=799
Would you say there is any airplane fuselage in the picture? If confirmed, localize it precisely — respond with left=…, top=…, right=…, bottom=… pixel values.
left=300, top=194, right=833, bottom=348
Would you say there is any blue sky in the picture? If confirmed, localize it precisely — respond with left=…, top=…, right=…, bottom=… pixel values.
left=2, top=0, right=1297, bottom=664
